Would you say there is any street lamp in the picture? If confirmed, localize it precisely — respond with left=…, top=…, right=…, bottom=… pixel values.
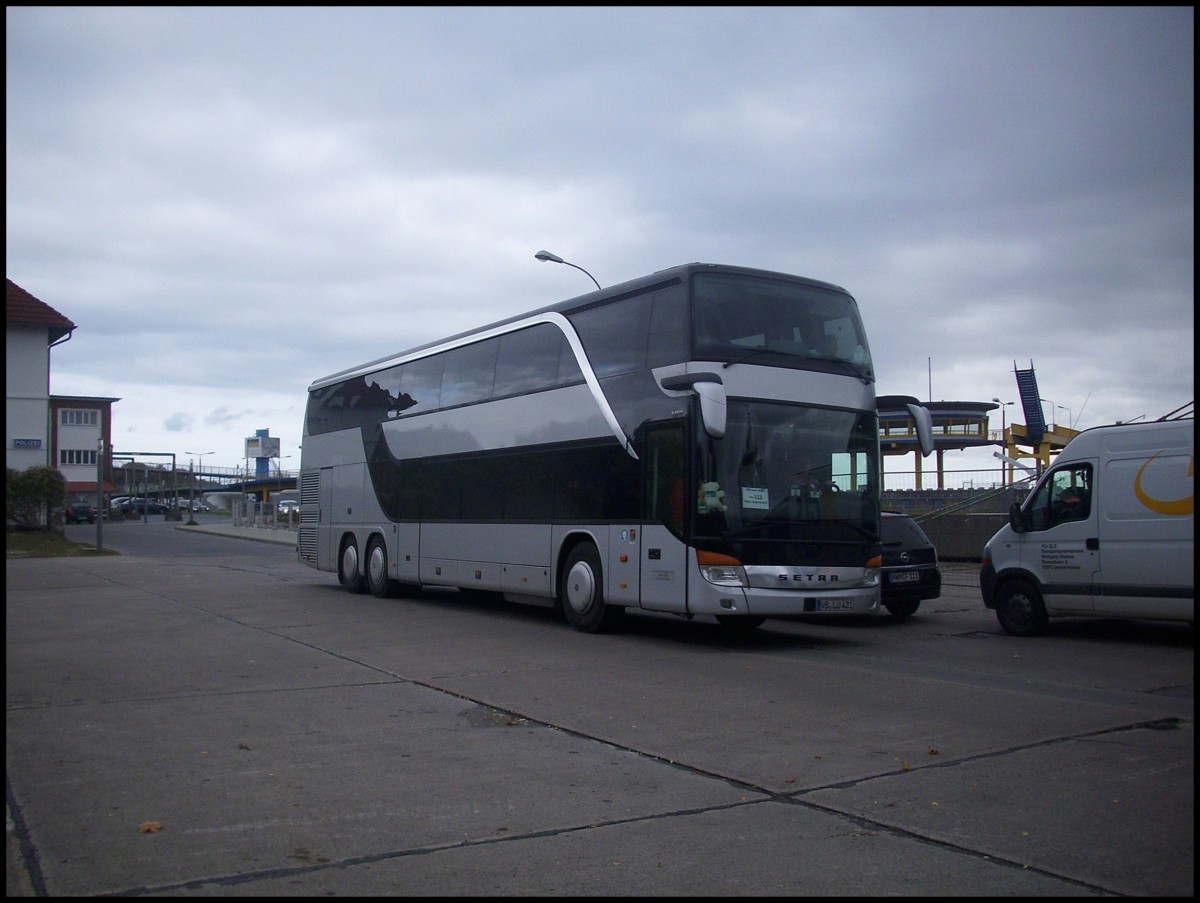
left=991, top=398, right=1015, bottom=437
left=534, top=250, right=601, bottom=291
left=185, top=451, right=214, bottom=525
left=1057, top=405, right=1073, bottom=430
left=1039, top=398, right=1055, bottom=429
left=992, top=399, right=1015, bottom=485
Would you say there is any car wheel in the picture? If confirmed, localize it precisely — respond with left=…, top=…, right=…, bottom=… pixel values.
left=994, top=578, right=1048, bottom=636
left=559, top=542, right=621, bottom=633
left=884, top=599, right=920, bottom=618
left=366, top=536, right=397, bottom=598
left=338, top=536, right=368, bottom=594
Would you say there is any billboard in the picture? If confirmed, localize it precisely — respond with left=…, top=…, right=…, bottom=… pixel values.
left=245, top=436, right=281, bottom=458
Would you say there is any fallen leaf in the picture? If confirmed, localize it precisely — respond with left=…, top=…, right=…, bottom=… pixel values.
left=138, top=821, right=163, bottom=834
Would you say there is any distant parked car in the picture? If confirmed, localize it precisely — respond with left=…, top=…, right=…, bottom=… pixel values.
left=121, top=498, right=170, bottom=515
left=880, top=511, right=942, bottom=618
left=277, top=500, right=299, bottom=515
left=64, top=502, right=97, bottom=524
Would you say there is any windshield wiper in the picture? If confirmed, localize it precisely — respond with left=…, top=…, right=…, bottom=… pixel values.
left=824, top=358, right=875, bottom=384
left=722, top=347, right=774, bottom=369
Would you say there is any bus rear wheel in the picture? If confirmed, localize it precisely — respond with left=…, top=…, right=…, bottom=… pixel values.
left=366, top=536, right=397, bottom=598
left=560, top=542, right=620, bottom=633
left=338, top=536, right=368, bottom=594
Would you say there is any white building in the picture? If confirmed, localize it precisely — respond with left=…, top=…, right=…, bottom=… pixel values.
left=6, top=278, right=120, bottom=500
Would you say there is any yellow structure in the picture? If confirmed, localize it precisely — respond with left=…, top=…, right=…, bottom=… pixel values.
left=879, top=400, right=1078, bottom=489
left=1006, top=421, right=1079, bottom=476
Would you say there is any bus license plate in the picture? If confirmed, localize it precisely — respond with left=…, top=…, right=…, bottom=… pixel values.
left=816, top=599, right=854, bottom=611
left=889, top=571, right=920, bottom=584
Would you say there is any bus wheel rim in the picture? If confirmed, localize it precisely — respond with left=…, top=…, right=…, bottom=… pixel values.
left=566, top=561, right=595, bottom=613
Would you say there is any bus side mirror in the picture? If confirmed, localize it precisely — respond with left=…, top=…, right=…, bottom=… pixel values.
left=693, top=381, right=726, bottom=438
left=660, top=372, right=726, bottom=439
left=907, top=403, right=935, bottom=457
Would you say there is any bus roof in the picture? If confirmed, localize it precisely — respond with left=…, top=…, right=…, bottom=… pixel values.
left=308, top=262, right=852, bottom=390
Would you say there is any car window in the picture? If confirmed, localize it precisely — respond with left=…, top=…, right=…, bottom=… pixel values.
left=881, top=513, right=932, bottom=546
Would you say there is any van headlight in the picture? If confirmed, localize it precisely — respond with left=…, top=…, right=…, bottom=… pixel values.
left=697, top=550, right=748, bottom=587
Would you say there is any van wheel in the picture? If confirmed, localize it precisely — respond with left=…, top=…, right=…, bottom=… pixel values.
left=366, top=536, right=397, bottom=598
left=560, top=542, right=621, bottom=633
left=338, top=536, right=368, bottom=594
left=995, top=578, right=1048, bottom=636
left=884, top=599, right=920, bottom=618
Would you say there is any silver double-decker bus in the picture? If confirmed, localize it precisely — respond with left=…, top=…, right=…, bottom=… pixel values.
left=299, top=262, right=925, bottom=632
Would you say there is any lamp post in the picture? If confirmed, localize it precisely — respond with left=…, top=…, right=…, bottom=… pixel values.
left=534, top=250, right=601, bottom=291
left=1039, top=398, right=1055, bottom=429
left=991, top=398, right=1015, bottom=438
left=1057, top=405, right=1073, bottom=430
left=992, top=398, right=1015, bottom=485
left=185, top=451, right=214, bottom=525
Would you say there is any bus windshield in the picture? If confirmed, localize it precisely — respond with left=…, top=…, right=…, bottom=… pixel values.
left=694, top=400, right=880, bottom=555
left=692, top=272, right=873, bottom=378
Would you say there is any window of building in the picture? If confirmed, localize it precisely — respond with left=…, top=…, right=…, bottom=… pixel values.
left=61, top=409, right=99, bottom=426
left=60, top=449, right=98, bottom=466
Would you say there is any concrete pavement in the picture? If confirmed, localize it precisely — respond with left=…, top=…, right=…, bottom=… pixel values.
left=174, top=519, right=297, bottom=546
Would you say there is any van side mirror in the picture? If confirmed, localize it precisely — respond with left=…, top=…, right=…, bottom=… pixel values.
left=1008, top=501, right=1026, bottom=533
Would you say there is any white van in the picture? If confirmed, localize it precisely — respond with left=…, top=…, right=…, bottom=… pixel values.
left=981, top=418, right=1193, bottom=635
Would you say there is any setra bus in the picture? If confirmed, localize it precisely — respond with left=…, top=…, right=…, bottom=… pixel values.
left=298, top=262, right=930, bottom=632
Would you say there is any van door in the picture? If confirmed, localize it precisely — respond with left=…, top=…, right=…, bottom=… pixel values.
left=1020, top=461, right=1098, bottom=614
left=1094, top=449, right=1194, bottom=620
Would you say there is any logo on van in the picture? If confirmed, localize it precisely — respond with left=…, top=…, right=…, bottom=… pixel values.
left=1134, top=453, right=1194, bottom=516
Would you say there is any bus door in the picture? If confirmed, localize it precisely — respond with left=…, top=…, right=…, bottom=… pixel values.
left=638, top=425, right=689, bottom=613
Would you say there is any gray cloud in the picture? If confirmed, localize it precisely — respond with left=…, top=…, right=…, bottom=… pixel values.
left=6, top=7, right=1193, bottom=470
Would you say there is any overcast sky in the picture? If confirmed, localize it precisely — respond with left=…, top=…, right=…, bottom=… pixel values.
left=6, top=7, right=1194, bottom=476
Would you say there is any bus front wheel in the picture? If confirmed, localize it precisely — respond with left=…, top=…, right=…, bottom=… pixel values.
left=338, top=536, right=368, bottom=594
left=560, top=542, right=620, bottom=633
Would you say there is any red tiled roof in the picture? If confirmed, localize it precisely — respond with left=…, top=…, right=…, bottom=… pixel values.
left=7, top=278, right=76, bottom=343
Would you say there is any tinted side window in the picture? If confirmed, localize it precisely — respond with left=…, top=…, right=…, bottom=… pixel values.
left=569, top=294, right=653, bottom=377
left=441, top=338, right=498, bottom=407
left=494, top=324, right=564, bottom=396
left=646, top=287, right=689, bottom=368
left=398, top=354, right=445, bottom=415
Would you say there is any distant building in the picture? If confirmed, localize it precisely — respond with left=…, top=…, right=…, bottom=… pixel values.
left=6, top=278, right=120, bottom=499
left=50, top=395, right=121, bottom=500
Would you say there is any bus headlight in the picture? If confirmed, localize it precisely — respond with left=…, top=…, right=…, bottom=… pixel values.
left=697, top=550, right=748, bottom=587
left=864, top=553, right=881, bottom=587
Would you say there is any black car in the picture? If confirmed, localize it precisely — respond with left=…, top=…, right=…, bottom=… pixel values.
left=879, top=511, right=942, bottom=617
left=121, top=498, right=170, bottom=515
left=64, top=502, right=97, bottom=524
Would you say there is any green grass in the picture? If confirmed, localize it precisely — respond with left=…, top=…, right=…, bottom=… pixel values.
left=5, top=527, right=120, bottom=558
